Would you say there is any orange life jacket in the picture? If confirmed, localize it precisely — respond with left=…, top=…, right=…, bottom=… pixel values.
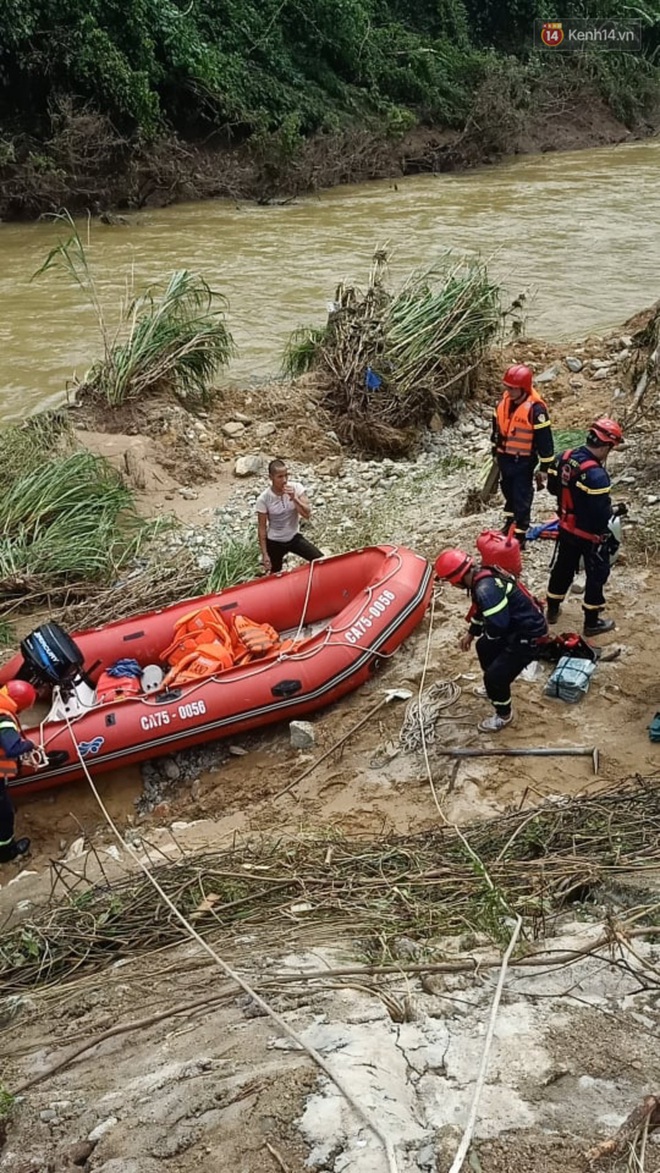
left=160, top=606, right=234, bottom=670
left=0, top=693, right=23, bottom=780
left=232, top=614, right=281, bottom=658
left=162, top=643, right=235, bottom=687
left=95, top=672, right=143, bottom=705
left=495, top=389, right=545, bottom=458
left=161, top=605, right=236, bottom=686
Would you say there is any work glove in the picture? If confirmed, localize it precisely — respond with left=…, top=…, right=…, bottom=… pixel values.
left=612, top=502, right=628, bottom=518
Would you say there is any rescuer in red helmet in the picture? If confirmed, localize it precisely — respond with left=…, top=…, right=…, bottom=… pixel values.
left=546, top=418, right=626, bottom=637
left=435, top=548, right=547, bottom=733
left=0, top=680, right=38, bottom=863
left=491, top=364, right=554, bottom=546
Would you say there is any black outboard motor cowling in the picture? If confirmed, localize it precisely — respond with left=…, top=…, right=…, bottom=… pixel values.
left=19, top=623, right=85, bottom=687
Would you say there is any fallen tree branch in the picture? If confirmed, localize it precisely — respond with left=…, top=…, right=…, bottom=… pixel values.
left=11, top=986, right=235, bottom=1094
left=585, top=1094, right=660, bottom=1165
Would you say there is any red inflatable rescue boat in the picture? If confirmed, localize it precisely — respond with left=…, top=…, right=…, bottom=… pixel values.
left=0, top=545, right=433, bottom=795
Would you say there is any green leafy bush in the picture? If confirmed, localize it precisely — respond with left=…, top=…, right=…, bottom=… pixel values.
left=1, top=0, right=656, bottom=150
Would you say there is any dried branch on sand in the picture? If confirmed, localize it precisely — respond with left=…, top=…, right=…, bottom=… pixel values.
left=3, top=777, right=660, bottom=993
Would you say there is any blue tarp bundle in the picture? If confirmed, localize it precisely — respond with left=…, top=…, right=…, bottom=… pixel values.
left=526, top=519, right=559, bottom=542
left=545, top=656, right=596, bottom=703
left=106, top=658, right=142, bottom=678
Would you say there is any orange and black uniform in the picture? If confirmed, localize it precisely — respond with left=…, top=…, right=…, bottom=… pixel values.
left=546, top=445, right=614, bottom=621
left=491, top=389, right=554, bottom=542
left=0, top=695, right=34, bottom=863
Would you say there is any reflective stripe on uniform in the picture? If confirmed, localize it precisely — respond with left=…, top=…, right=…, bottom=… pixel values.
left=533, top=418, right=552, bottom=429
left=575, top=481, right=610, bottom=495
left=0, top=836, right=14, bottom=846
left=482, top=597, right=509, bottom=617
left=481, top=580, right=513, bottom=618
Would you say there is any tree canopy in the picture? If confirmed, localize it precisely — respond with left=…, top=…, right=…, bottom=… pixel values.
left=1, top=0, right=657, bottom=141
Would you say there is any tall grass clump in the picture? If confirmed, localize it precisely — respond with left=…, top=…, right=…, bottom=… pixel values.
left=0, top=410, right=75, bottom=490
left=282, top=249, right=502, bottom=456
left=35, top=211, right=236, bottom=408
left=205, top=531, right=262, bottom=593
left=0, top=451, right=163, bottom=596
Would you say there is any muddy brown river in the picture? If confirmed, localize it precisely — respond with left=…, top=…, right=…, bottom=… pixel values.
left=0, top=138, right=658, bottom=421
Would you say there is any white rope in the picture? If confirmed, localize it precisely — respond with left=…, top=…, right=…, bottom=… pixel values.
left=446, top=918, right=522, bottom=1173
left=62, top=714, right=400, bottom=1173
left=399, top=679, right=462, bottom=754
left=415, top=589, right=524, bottom=1173
left=289, top=555, right=317, bottom=647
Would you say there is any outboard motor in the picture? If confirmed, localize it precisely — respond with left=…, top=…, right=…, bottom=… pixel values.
left=19, top=623, right=96, bottom=723
left=19, top=623, right=85, bottom=688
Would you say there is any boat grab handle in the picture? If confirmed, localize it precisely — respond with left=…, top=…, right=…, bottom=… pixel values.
left=152, top=687, right=183, bottom=704
left=271, top=679, right=302, bottom=698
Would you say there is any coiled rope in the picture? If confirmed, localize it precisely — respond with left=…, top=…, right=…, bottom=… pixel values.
left=399, top=679, right=462, bottom=754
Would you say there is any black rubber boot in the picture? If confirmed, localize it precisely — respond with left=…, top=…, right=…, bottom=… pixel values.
left=583, top=616, right=616, bottom=636
left=546, top=602, right=561, bottom=625
left=0, top=837, right=31, bottom=863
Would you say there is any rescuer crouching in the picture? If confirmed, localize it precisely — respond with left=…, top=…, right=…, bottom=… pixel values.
left=435, top=549, right=548, bottom=733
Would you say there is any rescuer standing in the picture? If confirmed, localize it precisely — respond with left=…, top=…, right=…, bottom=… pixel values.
left=546, top=417, right=626, bottom=636
left=491, top=364, right=554, bottom=546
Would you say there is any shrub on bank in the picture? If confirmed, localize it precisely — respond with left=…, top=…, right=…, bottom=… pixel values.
left=36, top=212, right=235, bottom=408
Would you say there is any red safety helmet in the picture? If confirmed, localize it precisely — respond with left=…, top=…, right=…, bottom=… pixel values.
left=3, top=679, right=38, bottom=711
left=502, top=364, right=533, bottom=394
left=589, top=417, right=623, bottom=447
left=435, top=549, right=474, bottom=586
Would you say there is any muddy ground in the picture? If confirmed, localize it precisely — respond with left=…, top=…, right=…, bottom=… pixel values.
left=1, top=319, right=660, bottom=1172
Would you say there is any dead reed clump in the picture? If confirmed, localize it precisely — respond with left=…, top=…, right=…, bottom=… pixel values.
left=282, top=250, right=503, bottom=457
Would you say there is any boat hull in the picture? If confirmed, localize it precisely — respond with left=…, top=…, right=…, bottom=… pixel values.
left=2, top=545, right=433, bottom=795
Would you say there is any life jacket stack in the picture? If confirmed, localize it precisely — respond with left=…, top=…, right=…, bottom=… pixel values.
left=160, top=605, right=286, bottom=688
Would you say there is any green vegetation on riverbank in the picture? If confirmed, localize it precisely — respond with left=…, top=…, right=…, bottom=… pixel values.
left=0, top=1, right=658, bottom=217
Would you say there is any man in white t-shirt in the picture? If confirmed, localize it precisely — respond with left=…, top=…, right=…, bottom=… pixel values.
left=256, top=459, right=324, bottom=574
